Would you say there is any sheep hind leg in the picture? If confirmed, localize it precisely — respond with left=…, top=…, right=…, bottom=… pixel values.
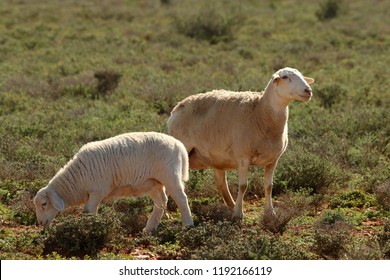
left=214, top=169, right=235, bottom=209
left=188, top=148, right=207, bottom=170
left=233, top=159, right=250, bottom=220
left=164, top=180, right=194, bottom=228
left=143, top=184, right=168, bottom=234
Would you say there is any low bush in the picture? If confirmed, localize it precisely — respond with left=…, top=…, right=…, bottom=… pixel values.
left=377, top=219, right=390, bottom=259
left=316, top=84, right=347, bottom=109
left=330, top=190, right=376, bottom=209
left=260, top=191, right=311, bottom=234
left=43, top=211, right=121, bottom=258
left=94, top=69, right=122, bottom=98
left=191, top=198, right=233, bottom=223
left=316, top=0, right=344, bottom=21
left=109, top=197, right=151, bottom=234
left=0, top=228, right=44, bottom=259
left=8, top=190, right=37, bottom=226
left=274, top=145, right=338, bottom=195
left=176, top=221, right=311, bottom=260
left=178, top=221, right=248, bottom=259
left=346, top=237, right=382, bottom=260
left=374, top=181, right=390, bottom=211
left=152, top=220, right=184, bottom=245
left=174, top=6, right=243, bottom=44
left=313, top=210, right=351, bottom=259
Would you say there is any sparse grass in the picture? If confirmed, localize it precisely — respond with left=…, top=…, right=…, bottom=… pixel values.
left=0, top=0, right=389, bottom=259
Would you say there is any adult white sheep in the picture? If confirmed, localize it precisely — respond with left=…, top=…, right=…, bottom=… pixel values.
left=33, top=132, right=194, bottom=233
left=168, top=67, right=314, bottom=219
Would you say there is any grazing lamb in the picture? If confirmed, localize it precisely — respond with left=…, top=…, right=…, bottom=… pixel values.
left=33, top=132, right=194, bottom=233
left=168, top=67, right=314, bottom=219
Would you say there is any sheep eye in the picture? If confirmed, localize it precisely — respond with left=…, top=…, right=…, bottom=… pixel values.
left=282, top=76, right=288, bottom=80
left=42, top=202, right=47, bottom=207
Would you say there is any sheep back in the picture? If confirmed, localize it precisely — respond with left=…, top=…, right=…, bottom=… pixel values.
left=168, top=90, right=287, bottom=169
left=48, top=132, right=188, bottom=206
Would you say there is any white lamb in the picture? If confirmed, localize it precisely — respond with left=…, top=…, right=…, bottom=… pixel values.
left=168, top=67, right=314, bottom=219
left=33, top=132, right=194, bottom=233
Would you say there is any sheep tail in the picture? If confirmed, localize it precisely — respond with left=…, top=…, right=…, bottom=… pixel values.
left=181, top=148, right=189, bottom=182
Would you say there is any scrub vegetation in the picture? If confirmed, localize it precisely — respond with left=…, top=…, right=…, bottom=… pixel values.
left=0, top=0, right=389, bottom=259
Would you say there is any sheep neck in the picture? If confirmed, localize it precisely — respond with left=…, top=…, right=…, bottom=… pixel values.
left=49, top=164, right=88, bottom=208
left=262, top=81, right=292, bottom=112
left=259, top=83, right=290, bottom=135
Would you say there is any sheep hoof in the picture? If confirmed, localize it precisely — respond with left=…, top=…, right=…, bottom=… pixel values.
left=232, top=213, right=244, bottom=223
left=183, top=224, right=195, bottom=230
left=264, top=208, right=277, bottom=218
left=142, top=227, right=157, bottom=235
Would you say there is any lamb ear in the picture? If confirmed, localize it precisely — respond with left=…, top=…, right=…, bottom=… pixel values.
left=48, top=190, right=65, bottom=211
left=304, top=77, right=315, bottom=84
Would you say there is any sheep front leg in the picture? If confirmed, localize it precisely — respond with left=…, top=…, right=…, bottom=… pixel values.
left=214, top=169, right=235, bottom=209
left=233, top=159, right=250, bottom=220
left=143, top=186, right=168, bottom=234
left=264, top=162, right=277, bottom=216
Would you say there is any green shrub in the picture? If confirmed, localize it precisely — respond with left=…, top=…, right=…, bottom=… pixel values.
left=8, top=190, right=37, bottom=226
left=0, top=228, right=44, bottom=259
left=178, top=221, right=239, bottom=251
left=177, top=221, right=247, bottom=259
left=175, top=6, right=243, bottom=44
left=94, top=69, right=122, bottom=98
left=43, top=211, right=121, bottom=258
left=374, top=181, right=390, bottom=211
left=313, top=210, right=351, bottom=259
left=274, top=145, right=338, bottom=195
left=377, top=219, right=390, bottom=259
left=316, top=0, right=343, bottom=21
left=248, top=234, right=312, bottom=260
left=191, top=198, right=233, bottom=223
left=346, top=237, right=382, bottom=260
left=152, top=220, right=184, bottom=245
left=62, top=84, right=96, bottom=99
left=330, top=190, right=376, bottom=209
left=316, top=84, right=347, bottom=109
left=260, top=191, right=311, bottom=234
left=109, top=197, right=151, bottom=234
left=0, top=179, right=45, bottom=204
left=176, top=221, right=311, bottom=260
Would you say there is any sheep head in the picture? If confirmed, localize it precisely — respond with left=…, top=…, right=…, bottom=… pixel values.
left=272, top=67, right=314, bottom=103
left=33, top=187, right=64, bottom=227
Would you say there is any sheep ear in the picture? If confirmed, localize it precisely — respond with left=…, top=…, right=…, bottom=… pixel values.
left=304, top=77, right=315, bottom=84
left=272, top=74, right=281, bottom=85
left=48, top=190, right=65, bottom=211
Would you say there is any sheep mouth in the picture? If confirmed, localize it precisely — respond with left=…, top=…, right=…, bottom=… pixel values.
left=299, top=89, right=312, bottom=100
